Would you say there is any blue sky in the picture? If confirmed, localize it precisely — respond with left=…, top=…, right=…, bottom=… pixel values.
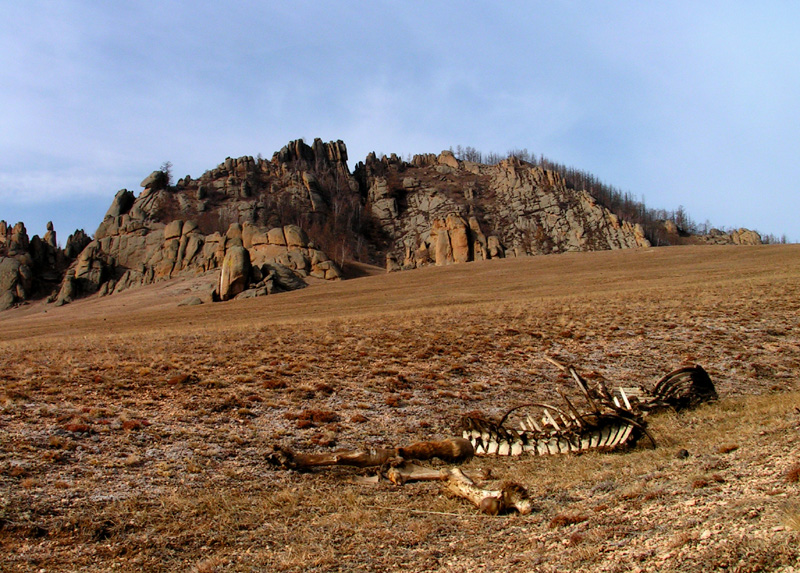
left=2, top=1, right=798, bottom=242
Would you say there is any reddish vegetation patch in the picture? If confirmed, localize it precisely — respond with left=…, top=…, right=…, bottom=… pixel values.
left=63, top=423, right=91, bottom=433
left=262, top=378, right=287, bottom=390
left=549, top=513, right=589, bottom=528
left=384, top=395, right=402, bottom=407
left=121, top=419, right=149, bottom=431
left=167, top=373, right=196, bottom=385
left=284, top=409, right=339, bottom=428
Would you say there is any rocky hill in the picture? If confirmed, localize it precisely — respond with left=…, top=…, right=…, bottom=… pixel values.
left=357, top=151, right=650, bottom=270
left=0, top=138, right=763, bottom=310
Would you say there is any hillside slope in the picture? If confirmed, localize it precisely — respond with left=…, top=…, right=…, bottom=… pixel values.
left=1, top=245, right=798, bottom=571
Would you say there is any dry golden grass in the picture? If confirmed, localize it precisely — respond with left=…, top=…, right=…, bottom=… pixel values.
left=1, top=244, right=799, bottom=571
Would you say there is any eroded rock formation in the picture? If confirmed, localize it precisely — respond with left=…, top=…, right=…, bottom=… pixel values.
left=0, top=220, right=86, bottom=310
left=2, top=137, right=766, bottom=310
left=698, top=228, right=762, bottom=246
left=52, top=138, right=351, bottom=306
left=358, top=151, right=652, bottom=270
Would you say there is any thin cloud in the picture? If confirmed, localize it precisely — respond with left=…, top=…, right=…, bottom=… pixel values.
left=0, top=2, right=798, bottom=240
left=0, top=170, right=132, bottom=205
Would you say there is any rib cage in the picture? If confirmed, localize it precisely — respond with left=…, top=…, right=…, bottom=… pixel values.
left=651, top=365, right=717, bottom=410
left=462, top=363, right=715, bottom=457
left=462, top=414, right=636, bottom=456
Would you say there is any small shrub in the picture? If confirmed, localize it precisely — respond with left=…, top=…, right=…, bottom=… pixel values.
left=549, top=513, right=589, bottom=528
left=20, top=477, right=38, bottom=489
left=121, top=419, right=149, bottom=431
left=642, top=489, right=667, bottom=501
left=41, top=450, right=66, bottom=463
left=48, top=435, right=76, bottom=450
left=64, top=423, right=91, bottom=433
left=619, top=486, right=643, bottom=500
left=314, top=382, right=334, bottom=395
left=9, top=466, right=28, bottom=478
left=390, top=375, right=411, bottom=391
left=567, top=532, right=585, bottom=546
left=285, top=409, right=339, bottom=428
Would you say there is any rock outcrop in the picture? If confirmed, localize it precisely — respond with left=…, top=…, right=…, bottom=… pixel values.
left=44, top=139, right=358, bottom=305
left=654, top=220, right=763, bottom=247
left=48, top=139, right=352, bottom=306
left=0, top=220, right=83, bottom=310
left=2, top=137, right=766, bottom=311
left=698, top=228, right=763, bottom=246
left=356, top=152, right=652, bottom=270
left=0, top=256, right=30, bottom=310
left=218, top=245, right=250, bottom=301
left=53, top=218, right=341, bottom=306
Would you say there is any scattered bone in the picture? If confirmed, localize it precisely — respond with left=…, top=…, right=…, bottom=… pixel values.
left=445, top=468, right=533, bottom=515
left=267, top=361, right=717, bottom=517
left=353, top=463, right=531, bottom=515
left=351, top=462, right=489, bottom=485
left=265, top=438, right=474, bottom=470
left=267, top=439, right=530, bottom=515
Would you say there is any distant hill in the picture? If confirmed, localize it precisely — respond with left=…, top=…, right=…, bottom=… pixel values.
left=0, top=138, right=763, bottom=310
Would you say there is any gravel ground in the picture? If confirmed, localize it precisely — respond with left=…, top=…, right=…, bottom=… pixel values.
left=1, top=245, right=799, bottom=571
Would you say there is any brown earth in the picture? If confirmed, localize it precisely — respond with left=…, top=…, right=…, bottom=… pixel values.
left=1, top=244, right=799, bottom=572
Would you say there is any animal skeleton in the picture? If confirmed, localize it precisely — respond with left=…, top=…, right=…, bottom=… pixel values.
left=461, top=360, right=716, bottom=457
left=266, top=361, right=716, bottom=515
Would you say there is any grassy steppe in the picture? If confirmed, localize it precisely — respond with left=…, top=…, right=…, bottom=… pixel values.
left=1, top=245, right=799, bottom=571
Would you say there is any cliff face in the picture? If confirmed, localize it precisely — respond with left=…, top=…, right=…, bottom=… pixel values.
left=0, top=137, right=763, bottom=310
left=52, top=139, right=351, bottom=306
left=356, top=151, right=649, bottom=270
left=106, top=138, right=355, bottom=238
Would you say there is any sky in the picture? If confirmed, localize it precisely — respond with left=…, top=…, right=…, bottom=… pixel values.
left=2, top=1, right=798, bottom=243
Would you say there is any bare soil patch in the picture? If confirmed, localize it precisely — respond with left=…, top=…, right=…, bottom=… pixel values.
left=1, top=245, right=799, bottom=571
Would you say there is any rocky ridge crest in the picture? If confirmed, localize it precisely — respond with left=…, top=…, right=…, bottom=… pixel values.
left=53, top=139, right=350, bottom=306
left=1, top=138, right=763, bottom=310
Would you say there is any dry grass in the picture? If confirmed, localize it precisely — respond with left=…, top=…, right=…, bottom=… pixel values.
left=1, top=245, right=799, bottom=571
